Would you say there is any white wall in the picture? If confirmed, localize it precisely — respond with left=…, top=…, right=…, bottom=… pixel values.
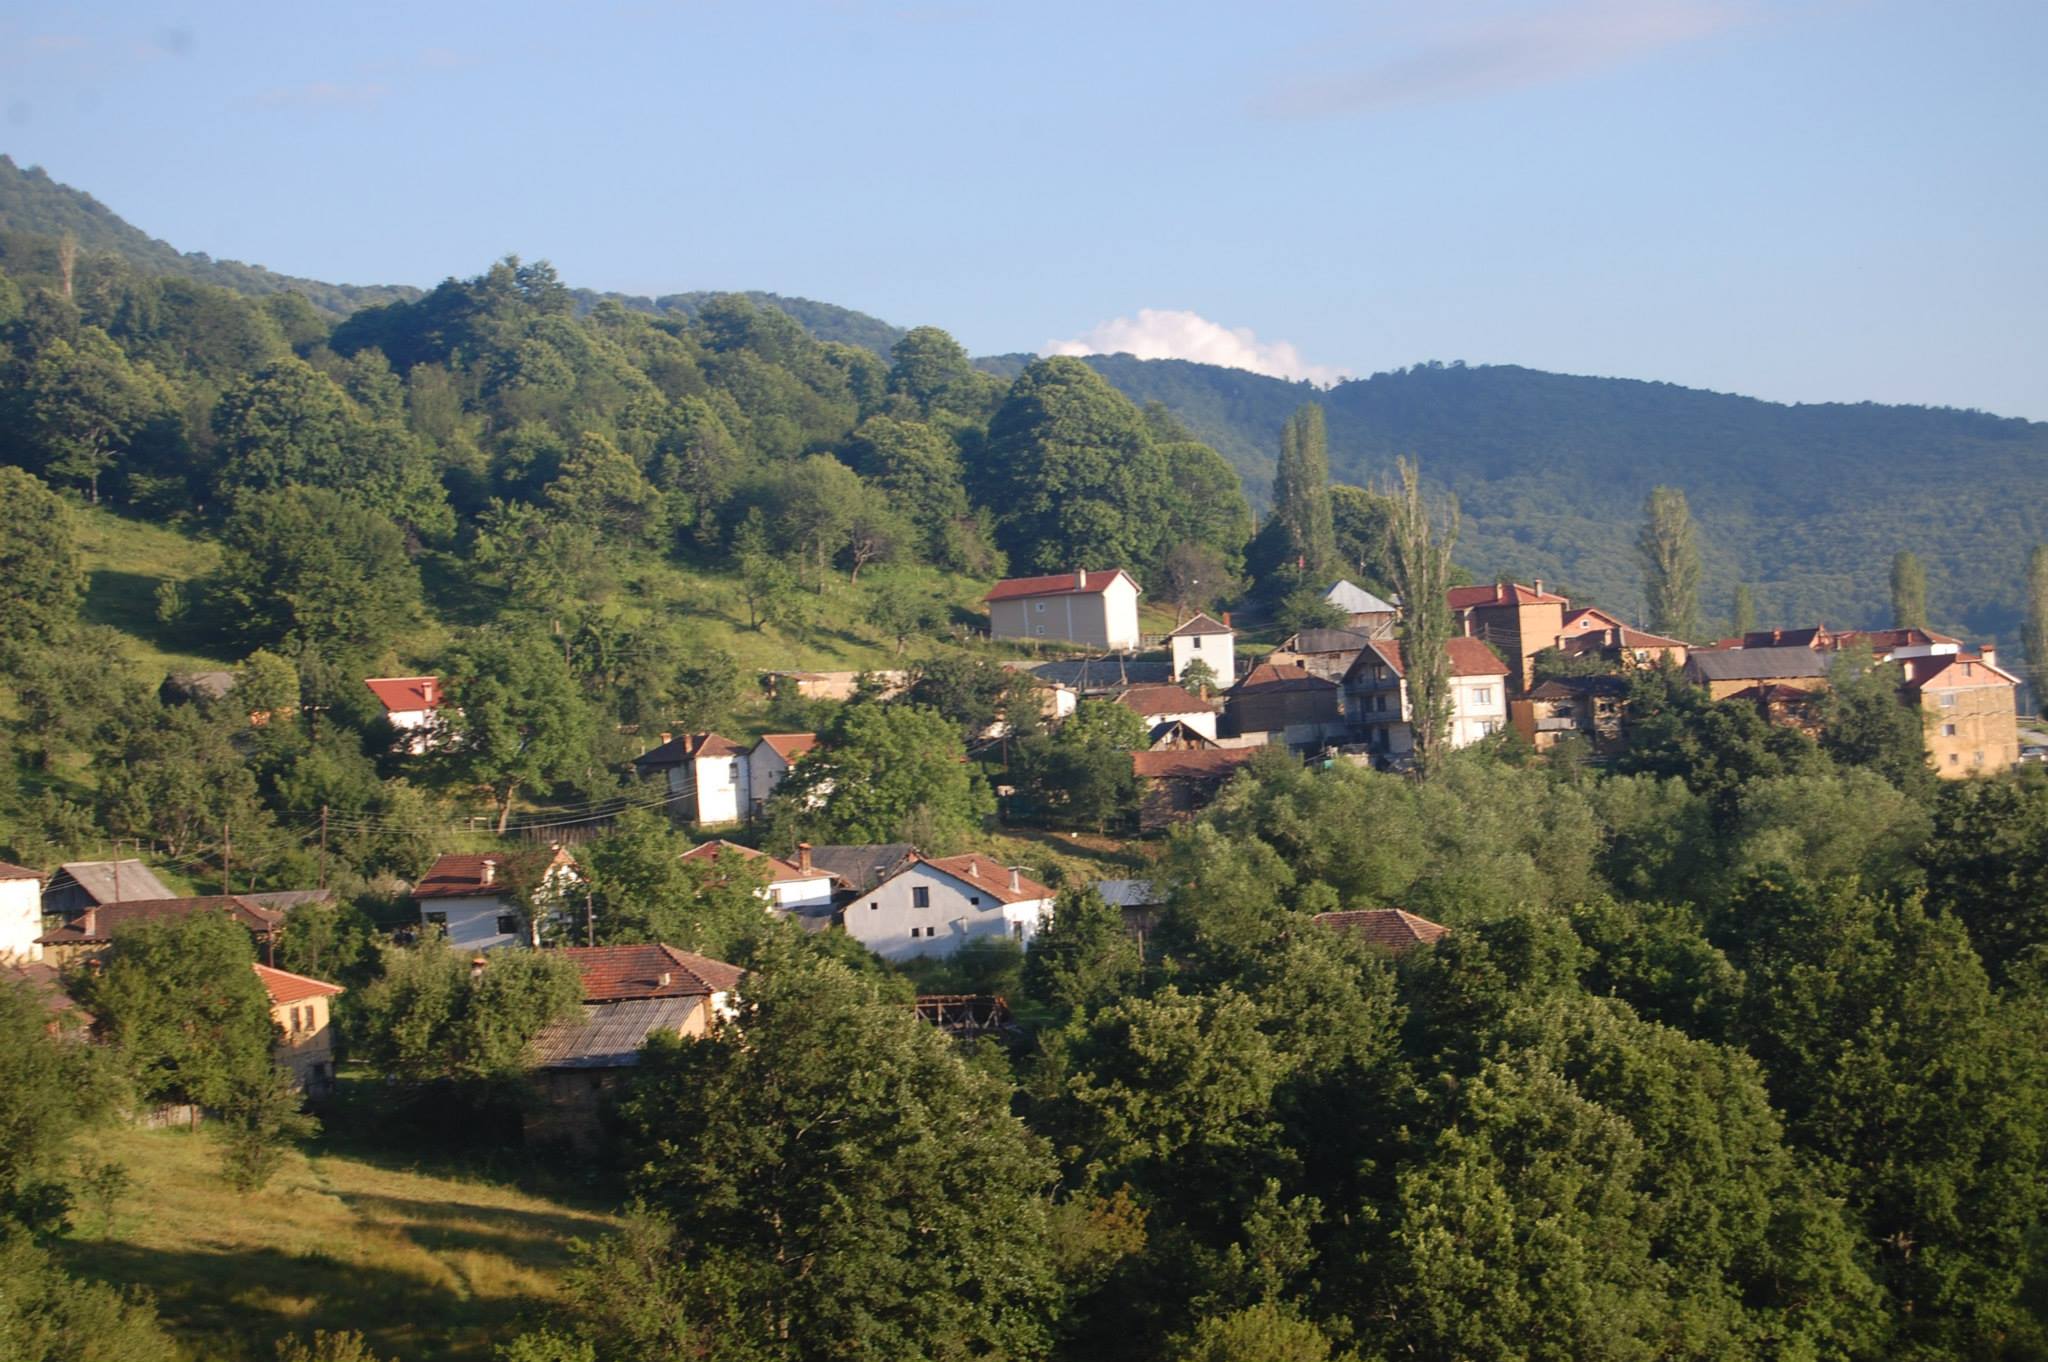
left=844, top=863, right=1049, bottom=963
left=1171, top=630, right=1234, bottom=683
left=1449, top=675, right=1507, bottom=747
left=692, top=753, right=745, bottom=826
left=1137, top=705, right=1218, bottom=739
left=748, top=746, right=789, bottom=813
left=0, top=877, right=42, bottom=961
left=764, top=873, right=836, bottom=914
left=420, top=895, right=523, bottom=952
left=1101, top=575, right=1142, bottom=650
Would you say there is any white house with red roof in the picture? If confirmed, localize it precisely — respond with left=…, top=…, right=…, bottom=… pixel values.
left=985, top=569, right=1143, bottom=650
left=0, top=861, right=42, bottom=963
left=254, top=963, right=344, bottom=1095
left=1114, top=683, right=1221, bottom=740
left=680, top=839, right=837, bottom=916
left=364, top=676, right=450, bottom=754
left=1343, top=636, right=1512, bottom=760
left=412, top=847, right=581, bottom=952
left=747, top=732, right=819, bottom=815
left=844, top=853, right=1054, bottom=962
left=632, top=731, right=749, bottom=825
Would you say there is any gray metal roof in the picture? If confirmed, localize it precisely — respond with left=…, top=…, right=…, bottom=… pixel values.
left=1283, top=628, right=1371, bottom=656
left=1094, top=879, right=1162, bottom=908
left=804, top=844, right=918, bottom=893
left=530, top=997, right=700, bottom=1069
left=1324, top=581, right=1398, bottom=615
left=50, top=860, right=175, bottom=906
left=241, top=889, right=335, bottom=911
left=1687, top=647, right=1831, bottom=682
left=1016, top=657, right=1173, bottom=694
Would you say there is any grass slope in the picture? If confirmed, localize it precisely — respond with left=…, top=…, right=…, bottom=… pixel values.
left=71, top=505, right=229, bottom=678
left=57, top=1124, right=614, bottom=1362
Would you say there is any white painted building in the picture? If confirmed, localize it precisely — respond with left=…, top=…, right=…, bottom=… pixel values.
left=412, top=847, right=581, bottom=952
left=1342, top=636, right=1512, bottom=760
left=680, top=839, right=837, bottom=916
left=364, top=676, right=450, bottom=755
left=1113, top=684, right=1222, bottom=740
left=632, top=732, right=749, bottom=826
left=1167, top=613, right=1235, bottom=684
left=844, top=854, right=1054, bottom=963
left=0, top=861, right=43, bottom=962
left=984, top=569, right=1144, bottom=650
left=747, top=733, right=819, bottom=815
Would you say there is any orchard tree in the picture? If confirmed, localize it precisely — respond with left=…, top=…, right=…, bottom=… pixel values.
left=765, top=702, right=993, bottom=852
left=84, top=912, right=276, bottom=1109
left=438, top=630, right=598, bottom=832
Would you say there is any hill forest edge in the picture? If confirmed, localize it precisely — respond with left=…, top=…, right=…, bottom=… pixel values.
left=0, top=212, right=2046, bottom=1362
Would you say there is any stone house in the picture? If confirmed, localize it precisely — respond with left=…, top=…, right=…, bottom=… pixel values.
left=1684, top=647, right=1832, bottom=701
left=1901, top=651, right=2021, bottom=777
left=1131, top=747, right=1262, bottom=832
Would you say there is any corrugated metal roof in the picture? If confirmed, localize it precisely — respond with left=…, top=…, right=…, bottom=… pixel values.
left=51, top=860, right=174, bottom=905
left=530, top=997, right=700, bottom=1069
left=1687, top=647, right=1830, bottom=681
left=1323, top=581, right=1397, bottom=615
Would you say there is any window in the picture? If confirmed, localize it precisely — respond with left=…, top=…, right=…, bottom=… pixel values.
left=1940, top=693, right=1957, bottom=708
left=1473, top=688, right=1493, bottom=706
left=1948, top=753, right=1960, bottom=765
left=912, top=886, right=930, bottom=908
left=969, top=895, right=981, bottom=906
left=1035, top=600, right=1046, bottom=612
left=1942, top=723, right=1957, bottom=737
left=1013, top=922, right=1026, bottom=941
left=496, top=913, right=521, bottom=936
left=1191, top=635, right=1203, bottom=649
left=728, top=760, right=740, bottom=785
left=425, top=911, right=448, bottom=927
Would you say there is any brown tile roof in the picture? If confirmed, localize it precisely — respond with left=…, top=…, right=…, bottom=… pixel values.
left=984, top=569, right=1138, bottom=602
left=914, top=854, right=1053, bottom=905
left=0, top=861, right=38, bottom=880
left=680, top=839, right=814, bottom=884
left=1902, top=652, right=2020, bottom=690
left=412, top=848, right=575, bottom=900
left=556, top=944, right=744, bottom=1002
left=253, top=963, right=344, bottom=1005
left=1167, top=613, right=1232, bottom=637
left=1349, top=638, right=1510, bottom=680
left=38, top=896, right=283, bottom=946
left=1825, top=626, right=1966, bottom=652
left=634, top=731, right=746, bottom=769
left=0, top=962, right=91, bottom=1027
left=1132, top=747, right=1262, bottom=780
left=756, top=732, right=819, bottom=761
left=1561, top=607, right=1627, bottom=631
left=1739, top=626, right=1831, bottom=649
left=1449, top=582, right=1568, bottom=609
left=1115, top=683, right=1220, bottom=716
left=1617, top=626, right=1688, bottom=649
left=1234, top=662, right=1341, bottom=695
left=364, top=676, right=444, bottom=713
left=1313, top=908, right=1450, bottom=950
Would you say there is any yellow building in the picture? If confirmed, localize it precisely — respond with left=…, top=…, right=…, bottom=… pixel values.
left=1901, top=652, right=2021, bottom=778
left=254, top=963, right=344, bottom=1096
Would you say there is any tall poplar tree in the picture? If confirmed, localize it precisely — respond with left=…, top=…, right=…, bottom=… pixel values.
left=1637, top=486, right=1701, bottom=640
left=1272, top=403, right=1336, bottom=579
left=1732, top=583, right=1756, bottom=636
left=2027, top=545, right=2048, bottom=678
left=1890, top=550, right=1928, bottom=629
left=1388, top=458, right=1459, bottom=774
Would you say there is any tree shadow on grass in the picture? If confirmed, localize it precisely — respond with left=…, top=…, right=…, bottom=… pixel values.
left=84, top=568, right=217, bottom=658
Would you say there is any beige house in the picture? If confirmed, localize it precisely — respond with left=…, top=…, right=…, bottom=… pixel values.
left=1685, top=647, right=1831, bottom=701
left=254, top=963, right=343, bottom=1097
left=1450, top=581, right=1570, bottom=696
left=985, top=570, right=1143, bottom=650
left=1902, top=651, right=2020, bottom=777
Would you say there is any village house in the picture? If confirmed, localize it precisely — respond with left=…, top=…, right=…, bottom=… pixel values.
left=1510, top=675, right=1631, bottom=754
left=1323, top=581, right=1400, bottom=638
left=1167, top=613, right=1236, bottom=684
left=680, top=839, right=838, bottom=919
left=364, top=676, right=449, bottom=755
left=1726, top=682, right=1827, bottom=737
left=843, top=855, right=1054, bottom=962
left=526, top=943, right=744, bottom=1148
left=1, top=861, right=41, bottom=962
left=1228, top=661, right=1345, bottom=745
left=35, top=895, right=286, bottom=968
left=747, top=732, right=819, bottom=814
left=1684, top=646, right=1832, bottom=700
left=0, top=961, right=92, bottom=1037
left=1114, top=683, right=1221, bottom=741
left=984, top=569, right=1144, bottom=650
left=759, top=669, right=908, bottom=703
left=412, top=847, right=581, bottom=952
left=802, top=844, right=920, bottom=899
left=1342, top=636, right=1511, bottom=761
left=1450, top=581, right=1570, bottom=695
left=1267, top=627, right=1373, bottom=682
left=254, top=963, right=343, bottom=1097
left=1554, top=607, right=1689, bottom=669
left=633, top=731, right=749, bottom=825
left=1901, top=651, right=2022, bottom=776
left=1131, top=747, right=1262, bottom=832
left=1312, top=908, right=1450, bottom=952
left=41, top=859, right=176, bottom=919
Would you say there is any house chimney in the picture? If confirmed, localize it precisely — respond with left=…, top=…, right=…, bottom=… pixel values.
left=659, top=731, right=672, bottom=745
left=480, top=859, right=496, bottom=886
left=659, top=971, right=673, bottom=987
left=969, top=858, right=979, bottom=878
left=1074, top=568, right=1088, bottom=589
left=1222, top=611, right=1232, bottom=628
left=1532, top=579, right=1544, bottom=597
left=1009, top=867, right=1021, bottom=892
left=422, top=677, right=437, bottom=703
left=1982, top=641, right=1999, bottom=667
left=1496, top=582, right=1506, bottom=603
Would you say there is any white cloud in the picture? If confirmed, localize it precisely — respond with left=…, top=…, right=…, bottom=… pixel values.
left=1047, top=309, right=1344, bottom=384
left=1255, top=0, right=1751, bottom=118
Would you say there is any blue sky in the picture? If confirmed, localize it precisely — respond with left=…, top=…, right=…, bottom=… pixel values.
left=4, top=1, right=2043, bottom=418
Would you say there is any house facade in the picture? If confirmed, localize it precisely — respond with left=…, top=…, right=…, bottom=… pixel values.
left=36, top=895, right=285, bottom=967
left=1450, top=581, right=1570, bottom=695
left=413, top=847, right=581, bottom=952
left=680, top=839, right=837, bottom=916
left=985, top=569, right=1143, bottom=650
left=364, top=676, right=448, bottom=755
left=1114, top=683, right=1221, bottom=740
left=1684, top=646, right=1832, bottom=701
left=747, top=733, right=819, bottom=814
left=1167, top=614, right=1235, bottom=684
left=1227, top=662, right=1344, bottom=743
left=0, top=862, right=41, bottom=962
left=1510, top=676, right=1630, bottom=753
left=1323, top=581, right=1399, bottom=638
left=1902, top=651, right=2021, bottom=777
left=1342, top=637, right=1511, bottom=759
left=1131, top=747, right=1262, bottom=831
left=1555, top=607, right=1689, bottom=669
left=844, top=855, right=1053, bottom=962
left=633, top=731, right=749, bottom=825
left=254, top=963, right=343, bottom=1096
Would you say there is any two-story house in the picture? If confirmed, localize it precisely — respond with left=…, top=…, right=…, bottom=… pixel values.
left=747, top=733, right=819, bottom=814
left=1167, top=614, right=1235, bottom=685
left=1555, top=607, right=1689, bottom=670
left=412, top=847, right=581, bottom=952
left=1901, top=651, right=2021, bottom=777
left=633, top=731, right=749, bottom=825
left=1342, top=636, right=1511, bottom=760
left=1449, top=581, right=1570, bottom=695
left=364, top=676, right=450, bottom=755
left=254, top=963, right=344, bottom=1096
left=1227, top=661, right=1344, bottom=745
left=984, top=569, right=1143, bottom=650
left=843, top=855, right=1053, bottom=962
left=1, top=862, right=41, bottom=962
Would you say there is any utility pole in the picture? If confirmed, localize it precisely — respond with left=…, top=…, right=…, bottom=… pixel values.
left=317, top=805, right=329, bottom=890
left=586, top=886, right=596, bottom=947
left=222, top=820, right=232, bottom=896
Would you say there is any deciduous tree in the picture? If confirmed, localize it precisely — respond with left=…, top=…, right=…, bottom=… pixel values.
left=1638, top=485, right=1701, bottom=640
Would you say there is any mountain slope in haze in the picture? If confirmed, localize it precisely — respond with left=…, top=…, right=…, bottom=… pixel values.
left=571, top=287, right=906, bottom=354
left=0, top=154, right=419, bottom=315
left=1080, top=353, right=2048, bottom=643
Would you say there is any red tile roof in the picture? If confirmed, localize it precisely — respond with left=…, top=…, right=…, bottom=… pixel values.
left=1115, top=683, right=1221, bottom=716
left=556, top=943, right=744, bottom=1002
left=1824, top=626, right=1965, bottom=652
left=1351, top=637, right=1510, bottom=680
left=634, top=731, right=746, bottom=769
left=680, top=839, right=815, bottom=884
left=983, top=569, right=1137, bottom=602
left=1234, top=662, right=1341, bottom=695
left=1167, top=613, right=1232, bottom=637
left=1560, top=607, right=1627, bottom=632
left=914, top=854, right=1053, bottom=905
left=756, top=732, right=819, bottom=761
left=0, top=861, right=38, bottom=880
left=1902, top=653, right=2020, bottom=690
left=1313, top=908, right=1450, bottom=950
left=364, top=676, right=443, bottom=713
left=1448, top=582, right=1569, bottom=609
left=412, top=848, right=575, bottom=900
left=253, top=963, right=344, bottom=1005
left=1132, top=747, right=1262, bottom=780
left=37, top=896, right=283, bottom=946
